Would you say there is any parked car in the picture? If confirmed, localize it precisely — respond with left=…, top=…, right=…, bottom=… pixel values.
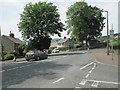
left=25, top=50, right=48, bottom=61
left=43, top=50, right=51, bottom=54
left=52, top=48, right=59, bottom=53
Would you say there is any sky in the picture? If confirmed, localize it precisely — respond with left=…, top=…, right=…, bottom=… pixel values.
left=0, top=0, right=119, bottom=40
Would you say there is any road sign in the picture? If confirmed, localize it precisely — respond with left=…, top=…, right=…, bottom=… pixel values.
left=110, top=30, right=114, bottom=39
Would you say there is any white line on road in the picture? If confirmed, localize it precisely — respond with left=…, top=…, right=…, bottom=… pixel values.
left=85, top=63, right=96, bottom=78
left=75, top=86, right=81, bottom=88
left=80, top=62, right=94, bottom=70
left=79, top=79, right=87, bottom=85
left=2, top=63, right=38, bottom=72
left=87, top=79, right=120, bottom=85
left=85, top=74, right=90, bottom=78
left=2, top=59, right=57, bottom=72
left=91, top=81, right=99, bottom=87
left=0, top=70, right=5, bottom=72
left=52, top=77, right=64, bottom=84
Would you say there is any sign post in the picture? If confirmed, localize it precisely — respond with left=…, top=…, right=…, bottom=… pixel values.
left=110, top=29, right=114, bottom=60
left=0, top=27, right=2, bottom=61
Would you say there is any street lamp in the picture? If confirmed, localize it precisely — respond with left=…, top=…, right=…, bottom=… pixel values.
left=102, top=11, right=109, bottom=55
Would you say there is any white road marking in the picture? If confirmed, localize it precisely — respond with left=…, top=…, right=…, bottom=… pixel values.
left=91, top=81, right=99, bottom=87
left=2, top=63, right=38, bottom=72
left=63, top=56, right=67, bottom=58
left=75, top=86, right=81, bottom=88
left=52, top=77, right=64, bottom=84
left=0, top=70, right=5, bottom=72
left=80, top=62, right=94, bottom=70
left=5, top=67, right=19, bottom=71
left=86, top=63, right=96, bottom=78
left=85, top=74, right=90, bottom=78
left=2, top=59, right=57, bottom=72
left=79, top=79, right=87, bottom=85
left=87, top=79, right=120, bottom=85
left=89, top=70, right=92, bottom=74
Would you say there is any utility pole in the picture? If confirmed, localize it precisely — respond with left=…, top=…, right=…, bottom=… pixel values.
left=0, top=26, right=2, bottom=61
left=103, top=11, right=109, bottom=55
left=110, top=24, right=114, bottom=60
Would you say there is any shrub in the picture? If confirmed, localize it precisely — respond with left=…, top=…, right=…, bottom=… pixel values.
left=109, top=39, right=120, bottom=49
left=18, top=44, right=26, bottom=56
left=4, top=53, right=14, bottom=60
left=23, top=50, right=27, bottom=56
left=58, top=47, right=69, bottom=51
left=49, top=47, right=55, bottom=51
left=3, top=51, right=9, bottom=55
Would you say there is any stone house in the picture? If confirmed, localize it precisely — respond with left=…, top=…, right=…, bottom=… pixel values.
left=2, top=33, right=24, bottom=52
left=57, top=37, right=74, bottom=48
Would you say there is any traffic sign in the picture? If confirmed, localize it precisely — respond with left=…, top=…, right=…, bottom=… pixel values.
left=110, top=30, right=114, bottom=39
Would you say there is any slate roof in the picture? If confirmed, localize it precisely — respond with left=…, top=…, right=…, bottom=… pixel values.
left=57, top=38, right=69, bottom=44
left=2, top=35, right=24, bottom=44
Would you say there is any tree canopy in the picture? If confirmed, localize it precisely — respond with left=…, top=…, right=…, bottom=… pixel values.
left=18, top=2, right=65, bottom=50
left=66, top=1, right=105, bottom=45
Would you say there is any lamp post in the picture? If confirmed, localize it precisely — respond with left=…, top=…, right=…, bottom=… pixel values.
left=0, top=26, right=2, bottom=61
left=103, top=11, right=109, bottom=55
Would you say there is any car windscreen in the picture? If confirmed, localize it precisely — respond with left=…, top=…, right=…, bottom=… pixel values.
left=26, top=51, right=34, bottom=54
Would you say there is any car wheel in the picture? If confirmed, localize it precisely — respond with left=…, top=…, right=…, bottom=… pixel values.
left=26, top=59, right=30, bottom=61
left=36, top=57, right=40, bottom=60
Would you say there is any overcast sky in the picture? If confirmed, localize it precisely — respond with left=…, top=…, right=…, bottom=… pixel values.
left=0, top=0, right=119, bottom=40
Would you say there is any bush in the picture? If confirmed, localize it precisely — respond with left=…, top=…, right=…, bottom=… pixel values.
left=58, top=47, right=69, bottom=51
left=49, top=47, right=56, bottom=51
left=3, top=51, right=9, bottom=55
left=18, top=44, right=26, bottom=56
left=4, top=53, right=14, bottom=60
left=23, top=50, right=27, bottom=56
left=109, top=39, right=120, bottom=49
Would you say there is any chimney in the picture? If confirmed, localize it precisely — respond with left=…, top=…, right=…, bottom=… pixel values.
left=64, top=36, right=67, bottom=39
left=9, top=32, right=14, bottom=38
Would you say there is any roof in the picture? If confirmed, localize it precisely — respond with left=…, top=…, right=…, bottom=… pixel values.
left=2, top=35, right=24, bottom=44
left=57, top=38, right=70, bottom=44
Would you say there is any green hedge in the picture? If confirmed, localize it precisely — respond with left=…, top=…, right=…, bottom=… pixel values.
left=4, top=53, right=14, bottom=60
left=3, top=51, right=9, bottom=55
left=109, top=39, right=120, bottom=49
left=58, top=47, right=69, bottom=51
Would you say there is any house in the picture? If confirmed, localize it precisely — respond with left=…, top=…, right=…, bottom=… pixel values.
left=50, top=38, right=61, bottom=48
left=2, top=33, right=24, bottom=52
left=50, top=42, right=57, bottom=48
left=57, top=37, right=74, bottom=48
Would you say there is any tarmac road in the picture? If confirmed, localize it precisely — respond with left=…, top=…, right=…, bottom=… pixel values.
left=1, top=51, right=119, bottom=89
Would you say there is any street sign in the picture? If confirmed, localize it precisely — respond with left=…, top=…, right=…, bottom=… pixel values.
left=110, top=30, right=114, bottom=39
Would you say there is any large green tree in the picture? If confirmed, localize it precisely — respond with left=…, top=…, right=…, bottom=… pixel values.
left=18, top=2, right=65, bottom=50
left=66, top=1, right=105, bottom=46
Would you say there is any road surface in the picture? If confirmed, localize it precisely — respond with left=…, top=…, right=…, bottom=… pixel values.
left=1, top=51, right=119, bottom=89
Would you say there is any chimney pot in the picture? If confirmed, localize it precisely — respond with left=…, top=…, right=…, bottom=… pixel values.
left=10, top=33, right=14, bottom=38
left=64, top=36, right=67, bottom=39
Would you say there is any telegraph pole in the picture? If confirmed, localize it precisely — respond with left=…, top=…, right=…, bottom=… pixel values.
left=103, top=11, right=109, bottom=55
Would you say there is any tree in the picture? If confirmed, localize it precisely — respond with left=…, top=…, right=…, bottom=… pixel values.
left=66, top=1, right=105, bottom=46
left=18, top=44, right=26, bottom=56
left=18, top=2, right=65, bottom=50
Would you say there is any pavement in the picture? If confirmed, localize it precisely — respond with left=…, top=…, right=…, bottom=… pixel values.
left=88, top=48, right=119, bottom=67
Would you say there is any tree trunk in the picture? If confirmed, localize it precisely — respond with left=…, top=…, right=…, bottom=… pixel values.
left=81, top=40, right=83, bottom=46
left=86, top=39, right=88, bottom=47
